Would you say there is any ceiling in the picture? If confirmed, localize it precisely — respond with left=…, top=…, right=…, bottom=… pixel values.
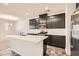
left=0, top=3, right=66, bottom=20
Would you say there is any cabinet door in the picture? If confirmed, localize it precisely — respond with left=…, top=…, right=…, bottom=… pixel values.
left=76, top=3, right=79, bottom=8
left=29, top=19, right=39, bottom=29
left=47, top=13, right=65, bottom=28
left=39, top=13, right=47, bottom=29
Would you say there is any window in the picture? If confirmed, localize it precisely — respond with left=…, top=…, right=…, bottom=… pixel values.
left=5, top=22, right=12, bottom=31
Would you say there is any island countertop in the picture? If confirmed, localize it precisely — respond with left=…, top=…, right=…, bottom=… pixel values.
left=6, top=35, right=48, bottom=43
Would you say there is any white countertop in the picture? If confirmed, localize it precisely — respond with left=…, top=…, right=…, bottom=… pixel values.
left=6, top=35, right=48, bottom=43
left=72, top=35, right=79, bottom=39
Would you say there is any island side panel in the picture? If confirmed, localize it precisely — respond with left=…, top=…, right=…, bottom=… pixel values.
left=11, top=38, right=43, bottom=56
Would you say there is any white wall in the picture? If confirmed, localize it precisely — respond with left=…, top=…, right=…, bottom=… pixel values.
left=16, top=19, right=29, bottom=35
left=0, top=19, right=5, bottom=40
left=0, top=19, right=10, bottom=51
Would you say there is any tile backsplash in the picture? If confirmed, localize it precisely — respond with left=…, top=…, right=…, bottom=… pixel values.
left=28, top=29, right=42, bottom=34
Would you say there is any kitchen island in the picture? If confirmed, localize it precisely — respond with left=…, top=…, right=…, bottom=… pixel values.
left=6, top=35, right=48, bottom=56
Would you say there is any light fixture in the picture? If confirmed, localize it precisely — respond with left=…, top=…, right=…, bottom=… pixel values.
left=0, top=14, right=19, bottom=21
left=45, top=7, right=50, bottom=13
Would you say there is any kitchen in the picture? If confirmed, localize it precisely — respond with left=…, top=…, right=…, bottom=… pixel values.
left=0, top=3, right=78, bottom=56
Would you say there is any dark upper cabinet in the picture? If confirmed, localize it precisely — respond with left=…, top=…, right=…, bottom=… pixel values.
left=39, top=13, right=48, bottom=29
left=39, top=13, right=48, bottom=20
left=29, top=18, right=39, bottom=29
left=29, top=13, right=65, bottom=29
left=46, top=13, right=65, bottom=28
left=76, top=3, right=79, bottom=8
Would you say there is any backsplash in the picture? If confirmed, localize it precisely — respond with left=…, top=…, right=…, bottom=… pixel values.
left=28, top=29, right=46, bottom=34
